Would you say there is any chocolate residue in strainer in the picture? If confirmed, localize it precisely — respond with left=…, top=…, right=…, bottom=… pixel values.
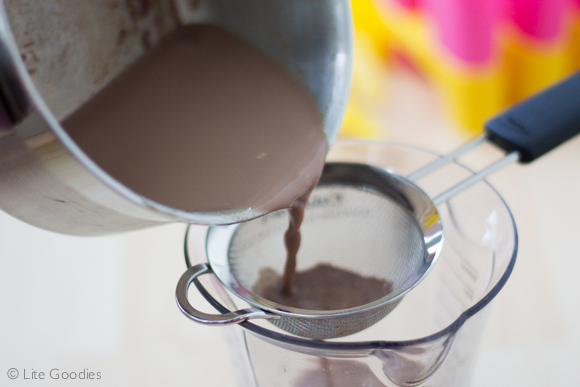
left=253, top=264, right=393, bottom=311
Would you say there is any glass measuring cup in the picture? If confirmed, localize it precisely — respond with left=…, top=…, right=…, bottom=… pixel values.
left=184, top=141, right=518, bottom=386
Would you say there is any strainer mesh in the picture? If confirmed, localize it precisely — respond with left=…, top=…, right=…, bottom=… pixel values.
left=225, top=184, right=425, bottom=338
left=228, top=184, right=425, bottom=339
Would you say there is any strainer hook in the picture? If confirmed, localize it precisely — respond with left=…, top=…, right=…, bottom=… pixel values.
left=176, top=263, right=280, bottom=325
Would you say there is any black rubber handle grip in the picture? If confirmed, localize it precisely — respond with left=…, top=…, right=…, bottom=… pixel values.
left=485, top=71, right=580, bottom=163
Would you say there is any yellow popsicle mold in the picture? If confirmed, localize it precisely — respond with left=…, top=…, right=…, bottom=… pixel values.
left=351, top=0, right=504, bottom=133
left=347, top=0, right=580, bottom=135
left=567, top=9, right=580, bottom=73
left=501, top=26, right=571, bottom=105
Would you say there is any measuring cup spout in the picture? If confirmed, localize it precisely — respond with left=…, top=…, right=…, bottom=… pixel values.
left=371, top=333, right=456, bottom=387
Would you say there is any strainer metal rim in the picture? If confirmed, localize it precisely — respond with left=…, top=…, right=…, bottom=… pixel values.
left=205, top=163, right=444, bottom=319
left=206, top=223, right=408, bottom=319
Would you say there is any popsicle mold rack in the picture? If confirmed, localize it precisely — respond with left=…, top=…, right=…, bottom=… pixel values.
left=347, top=0, right=580, bottom=134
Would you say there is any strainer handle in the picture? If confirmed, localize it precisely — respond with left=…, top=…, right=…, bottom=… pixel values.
left=486, top=71, right=580, bottom=163
left=176, top=263, right=279, bottom=325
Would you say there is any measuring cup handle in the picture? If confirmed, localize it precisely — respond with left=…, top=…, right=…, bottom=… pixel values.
left=176, top=263, right=279, bottom=325
left=486, top=71, right=580, bottom=163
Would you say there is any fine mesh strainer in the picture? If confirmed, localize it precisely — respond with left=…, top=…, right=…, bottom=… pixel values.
left=176, top=71, right=580, bottom=339
left=177, top=163, right=441, bottom=339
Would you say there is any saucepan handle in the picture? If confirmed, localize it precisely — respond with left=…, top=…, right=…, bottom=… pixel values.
left=176, top=263, right=279, bottom=325
left=486, top=71, right=580, bottom=163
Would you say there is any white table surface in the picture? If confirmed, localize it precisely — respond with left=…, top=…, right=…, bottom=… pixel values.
left=1, top=69, right=579, bottom=386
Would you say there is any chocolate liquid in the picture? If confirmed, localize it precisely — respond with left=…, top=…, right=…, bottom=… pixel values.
left=282, top=188, right=312, bottom=295
left=295, top=359, right=385, bottom=387
left=62, top=24, right=327, bottom=215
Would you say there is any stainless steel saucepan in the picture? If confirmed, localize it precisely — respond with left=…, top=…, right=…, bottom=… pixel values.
left=0, top=0, right=352, bottom=235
